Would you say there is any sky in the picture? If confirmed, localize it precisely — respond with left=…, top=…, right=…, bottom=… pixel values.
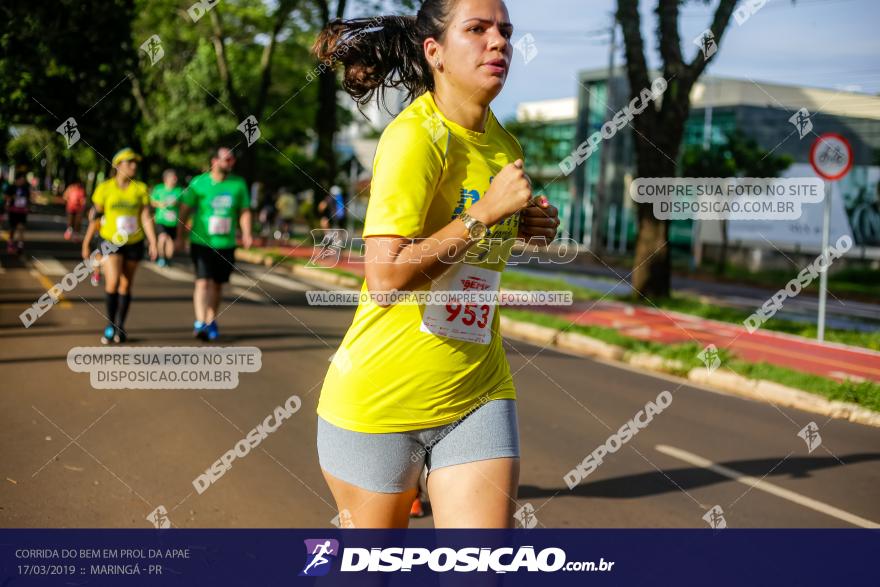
left=491, top=0, right=880, bottom=121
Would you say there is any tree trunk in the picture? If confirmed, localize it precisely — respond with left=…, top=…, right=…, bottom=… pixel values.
left=717, top=219, right=728, bottom=275
left=312, top=0, right=346, bottom=204
left=630, top=147, right=674, bottom=299
left=629, top=111, right=685, bottom=299
left=314, top=64, right=337, bottom=203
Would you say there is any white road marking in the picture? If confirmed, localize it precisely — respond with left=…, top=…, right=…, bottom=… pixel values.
left=31, top=257, right=69, bottom=277
left=230, top=273, right=258, bottom=287
left=142, top=263, right=265, bottom=302
left=230, top=287, right=264, bottom=303
left=240, top=270, right=311, bottom=292
left=141, top=263, right=193, bottom=283
left=655, top=444, right=880, bottom=529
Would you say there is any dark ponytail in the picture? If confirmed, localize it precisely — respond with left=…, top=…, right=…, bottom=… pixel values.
left=312, top=0, right=456, bottom=108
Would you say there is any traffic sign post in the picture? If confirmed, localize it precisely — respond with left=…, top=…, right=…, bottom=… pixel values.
left=809, top=133, right=853, bottom=343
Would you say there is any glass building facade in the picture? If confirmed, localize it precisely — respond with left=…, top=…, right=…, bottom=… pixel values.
left=515, top=70, right=880, bottom=253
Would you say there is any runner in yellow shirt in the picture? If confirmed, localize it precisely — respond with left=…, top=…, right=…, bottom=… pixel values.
left=313, top=0, right=560, bottom=528
left=82, top=148, right=158, bottom=344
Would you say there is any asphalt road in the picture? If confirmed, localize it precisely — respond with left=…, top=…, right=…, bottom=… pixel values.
left=1, top=217, right=878, bottom=529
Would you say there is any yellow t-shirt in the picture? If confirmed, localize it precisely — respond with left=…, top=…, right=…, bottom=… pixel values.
left=317, top=92, right=524, bottom=433
left=92, top=178, right=150, bottom=244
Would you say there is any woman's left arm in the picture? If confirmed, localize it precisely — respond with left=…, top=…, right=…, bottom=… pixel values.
left=141, top=206, right=158, bottom=260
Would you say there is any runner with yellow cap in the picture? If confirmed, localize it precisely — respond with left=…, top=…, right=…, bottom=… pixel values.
left=82, top=147, right=158, bottom=344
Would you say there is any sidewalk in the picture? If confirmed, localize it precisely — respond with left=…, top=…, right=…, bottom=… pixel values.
left=251, top=243, right=880, bottom=384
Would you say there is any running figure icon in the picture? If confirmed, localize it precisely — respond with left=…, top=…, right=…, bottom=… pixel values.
left=299, top=539, right=339, bottom=576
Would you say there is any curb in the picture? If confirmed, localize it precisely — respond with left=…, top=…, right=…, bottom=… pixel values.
left=235, top=248, right=880, bottom=429
left=235, top=249, right=362, bottom=289
left=499, top=316, right=880, bottom=429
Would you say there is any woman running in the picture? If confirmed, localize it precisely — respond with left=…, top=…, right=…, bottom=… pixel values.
left=82, top=148, right=158, bottom=344
left=313, top=0, right=559, bottom=528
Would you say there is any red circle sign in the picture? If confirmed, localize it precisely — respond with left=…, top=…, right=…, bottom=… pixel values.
left=810, top=133, right=852, bottom=181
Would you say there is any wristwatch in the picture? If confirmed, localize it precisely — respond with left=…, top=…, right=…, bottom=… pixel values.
left=458, top=212, right=489, bottom=241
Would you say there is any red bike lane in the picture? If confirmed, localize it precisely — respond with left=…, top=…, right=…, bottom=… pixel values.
left=260, top=243, right=880, bottom=383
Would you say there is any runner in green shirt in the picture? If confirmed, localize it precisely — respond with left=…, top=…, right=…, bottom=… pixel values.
left=150, top=169, right=183, bottom=267
left=176, top=147, right=253, bottom=341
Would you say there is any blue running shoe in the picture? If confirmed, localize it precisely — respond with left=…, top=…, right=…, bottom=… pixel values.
left=101, top=325, right=115, bottom=345
left=206, top=321, right=219, bottom=342
left=193, top=320, right=207, bottom=340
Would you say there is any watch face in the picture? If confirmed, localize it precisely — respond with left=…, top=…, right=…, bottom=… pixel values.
left=470, top=223, right=488, bottom=240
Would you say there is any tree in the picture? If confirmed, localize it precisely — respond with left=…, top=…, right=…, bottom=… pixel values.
left=616, top=0, right=737, bottom=298
left=307, top=0, right=415, bottom=199
left=681, top=130, right=793, bottom=274
left=132, top=0, right=318, bottom=189
left=0, top=0, right=139, bottom=173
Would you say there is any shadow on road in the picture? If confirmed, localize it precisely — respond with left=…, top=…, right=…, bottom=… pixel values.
left=519, top=454, right=880, bottom=499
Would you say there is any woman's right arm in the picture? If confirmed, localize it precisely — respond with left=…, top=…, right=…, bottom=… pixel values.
left=365, top=160, right=533, bottom=298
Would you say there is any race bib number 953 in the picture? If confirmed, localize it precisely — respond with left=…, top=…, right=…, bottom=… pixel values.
left=419, top=264, right=500, bottom=345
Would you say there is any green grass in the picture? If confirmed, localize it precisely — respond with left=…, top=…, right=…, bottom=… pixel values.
left=726, top=359, right=880, bottom=412
left=246, top=247, right=363, bottom=282
left=502, top=269, right=880, bottom=351
left=503, top=308, right=880, bottom=412
left=679, top=261, right=880, bottom=301
left=500, top=272, right=602, bottom=301
left=644, top=294, right=880, bottom=351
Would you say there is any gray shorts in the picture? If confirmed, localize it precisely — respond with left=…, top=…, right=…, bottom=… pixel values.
left=317, top=399, right=519, bottom=493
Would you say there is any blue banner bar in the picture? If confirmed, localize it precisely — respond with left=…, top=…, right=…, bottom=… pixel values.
left=2, top=529, right=877, bottom=585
